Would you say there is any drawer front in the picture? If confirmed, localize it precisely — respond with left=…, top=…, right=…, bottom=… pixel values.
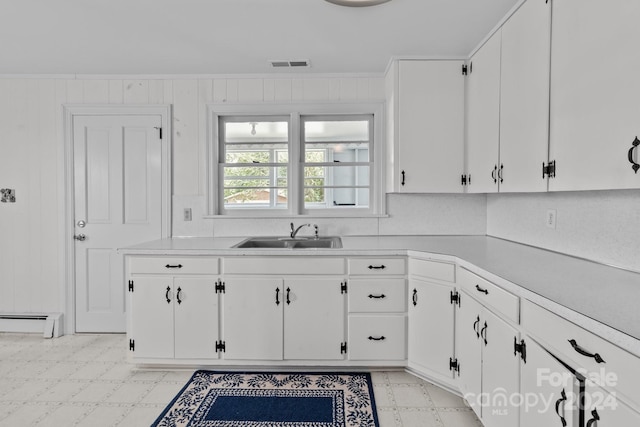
left=129, top=256, right=219, bottom=275
left=408, top=258, right=455, bottom=283
left=348, top=258, right=406, bottom=276
left=458, top=267, right=519, bottom=324
left=348, top=315, right=406, bottom=361
left=523, top=300, right=640, bottom=411
left=348, top=279, right=406, bottom=313
left=224, top=257, right=345, bottom=275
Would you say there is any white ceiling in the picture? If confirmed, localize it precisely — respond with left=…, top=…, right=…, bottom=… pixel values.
left=0, top=0, right=520, bottom=75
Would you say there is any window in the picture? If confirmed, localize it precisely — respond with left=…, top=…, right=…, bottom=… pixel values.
left=209, top=103, right=383, bottom=217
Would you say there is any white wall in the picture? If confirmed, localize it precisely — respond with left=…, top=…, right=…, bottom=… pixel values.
left=487, top=190, right=640, bottom=272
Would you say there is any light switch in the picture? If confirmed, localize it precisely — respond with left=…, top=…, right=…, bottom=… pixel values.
left=184, top=208, right=192, bottom=221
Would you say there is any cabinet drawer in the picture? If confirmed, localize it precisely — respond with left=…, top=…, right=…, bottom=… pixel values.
left=523, top=300, right=640, bottom=411
left=408, top=258, right=455, bottom=283
left=348, top=279, right=406, bottom=313
left=348, top=258, right=406, bottom=275
left=348, top=315, right=406, bottom=361
left=129, top=256, right=219, bottom=275
left=458, top=267, right=519, bottom=324
left=224, top=257, right=345, bottom=275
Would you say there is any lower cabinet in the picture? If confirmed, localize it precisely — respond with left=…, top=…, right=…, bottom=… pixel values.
left=456, top=290, right=520, bottom=427
left=129, top=276, right=219, bottom=360
left=584, top=381, right=640, bottom=426
left=222, top=277, right=346, bottom=361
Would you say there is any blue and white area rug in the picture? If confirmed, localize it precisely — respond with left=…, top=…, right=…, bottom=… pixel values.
left=151, top=371, right=379, bottom=427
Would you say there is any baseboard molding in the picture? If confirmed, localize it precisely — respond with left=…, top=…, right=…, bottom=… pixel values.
left=0, top=313, right=63, bottom=338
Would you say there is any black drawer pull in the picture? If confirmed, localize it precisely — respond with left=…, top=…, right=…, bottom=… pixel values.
left=401, top=170, right=405, bottom=186
left=412, top=288, right=417, bottom=306
left=165, top=264, right=183, bottom=269
left=555, top=389, right=568, bottom=427
left=368, top=336, right=386, bottom=341
left=286, top=287, right=291, bottom=305
left=491, top=165, right=498, bottom=184
left=568, top=339, right=606, bottom=363
left=275, top=288, right=280, bottom=306
left=176, top=287, right=182, bottom=305
left=165, top=286, right=171, bottom=304
left=473, top=316, right=480, bottom=338
left=586, top=409, right=600, bottom=427
left=475, top=284, right=489, bottom=295
left=629, top=136, right=639, bottom=173
left=368, top=294, right=386, bottom=299
left=368, top=265, right=386, bottom=270
left=480, top=321, right=488, bottom=345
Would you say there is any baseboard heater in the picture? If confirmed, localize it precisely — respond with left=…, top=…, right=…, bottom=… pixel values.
left=0, top=313, right=63, bottom=338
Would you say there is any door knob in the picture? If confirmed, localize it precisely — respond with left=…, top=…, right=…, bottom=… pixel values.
left=74, top=234, right=87, bottom=241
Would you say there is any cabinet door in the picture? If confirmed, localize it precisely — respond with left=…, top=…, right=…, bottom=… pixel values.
left=549, top=0, right=640, bottom=190
left=520, top=338, right=578, bottom=427
left=584, top=381, right=640, bottom=426
left=284, top=278, right=345, bottom=360
left=498, top=0, right=551, bottom=192
left=455, top=291, right=483, bottom=416
left=408, top=279, right=454, bottom=379
left=397, top=60, right=465, bottom=193
left=223, top=278, right=283, bottom=360
left=174, top=277, right=219, bottom=359
left=129, top=276, right=174, bottom=359
left=466, top=30, right=502, bottom=193
left=480, top=308, right=520, bottom=427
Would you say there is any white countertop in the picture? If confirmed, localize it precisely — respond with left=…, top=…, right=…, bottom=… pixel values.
left=121, top=235, right=640, bottom=356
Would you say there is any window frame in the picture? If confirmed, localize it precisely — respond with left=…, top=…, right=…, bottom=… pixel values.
left=206, top=102, right=385, bottom=218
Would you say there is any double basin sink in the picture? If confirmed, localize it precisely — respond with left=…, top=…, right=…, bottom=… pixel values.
left=233, top=236, right=343, bottom=249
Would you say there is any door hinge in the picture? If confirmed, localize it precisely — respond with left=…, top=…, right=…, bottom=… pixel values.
left=215, top=340, right=226, bottom=353
left=340, top=281, right=348, bottom=294
left=340, top=342, right=348, bottom=354
left=154, top=126, right=163, bottom=140
left=215, top=281, right=225, bottom=294
left=129, top=339, right=135, bottom=352
left=450, top=290, right=460, bottom=306
left=542, top=160, right=556, bottom=179
left=461, top=174, right=467, bottom=186
left=128, top=280, right=134, bottom=292
left=462, top=64, right=468, bottom=76
left=514, top=337, right=527, bottom=363
left=449, top=357, right=460, bottom=374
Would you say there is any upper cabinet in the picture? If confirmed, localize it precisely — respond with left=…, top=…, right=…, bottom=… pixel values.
left=466, top=0, right=552, bottom=193
left=548, top=0, right=640, bottom=191
left=386, top=60, right=465, bottom=193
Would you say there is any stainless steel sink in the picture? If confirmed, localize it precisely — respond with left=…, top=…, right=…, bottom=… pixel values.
left=233, top=236, right=342, bottom=249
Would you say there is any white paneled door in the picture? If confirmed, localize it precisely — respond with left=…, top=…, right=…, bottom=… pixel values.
left=74, top=115, right=163, bottom=332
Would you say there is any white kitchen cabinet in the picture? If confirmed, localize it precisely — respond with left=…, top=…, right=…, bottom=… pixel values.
left=456, top=289, right=520, bottom=427
left=222, top=278, right=284, bottom=360
left=387, top=60, right=465, bottom=193
left=498, top=0, right=552, bottom=192
left=520, top=337, right=578, bottom=427
left=549, top=0, right=640, bottom=191
left=466, top=29, right=502, bottom=193
left=129, top=276, right=219, bottom=360
left=584, top=381, right=640, bottom=426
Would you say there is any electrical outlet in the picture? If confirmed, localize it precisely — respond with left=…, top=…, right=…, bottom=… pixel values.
left=183, top=208, right=192, bottom=221
left=546, top=209, right=557, bottom=229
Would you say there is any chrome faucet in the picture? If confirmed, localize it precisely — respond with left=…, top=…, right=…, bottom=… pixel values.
left=290, top=223, right=318, bottom=239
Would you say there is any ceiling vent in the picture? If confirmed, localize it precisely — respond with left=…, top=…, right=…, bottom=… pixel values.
left=269, top=60, right=311, bottom=68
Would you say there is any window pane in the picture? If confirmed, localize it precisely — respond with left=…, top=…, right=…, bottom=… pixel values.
left=224, top=188, right=288, bottom=209
left=225, top=121, right=288, bottom=143
left=225, top=147, right=288, bottom=164
left=304, top=120, right=369, bottom=143
left=303, top=164, right=369, bottom=209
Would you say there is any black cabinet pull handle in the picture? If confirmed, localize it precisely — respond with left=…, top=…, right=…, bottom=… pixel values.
left=491, top=165, right=497, bottom=184
left=480, top=321, right=488, bottom=345
left=368, top=265, right=386, bottom=270
left=629, top=136, right=640, bottom=173
left=176, top=287, right=182, bottom=305
left=165, top=264, right=183, bottom=269
left=498, top=164, right=504, bottom=183
left=475, top=284, right=489, bottom=295
left=586, top=409, right=600, bottom=427
left=412, top=288, right=417, bottom=306
left=368, top=336, right=386, bottom=341
left=368, top=294, right=386, bottom=299
left=568, top=339, right=606, bottom=363
left=165, top=286, right=171, bottom=304
left=275, top=288, right=280, bottom=306
left=555, top=389, right=568, bottom=427
left=286, top=287, right=291, bottom=305
left=401, top=170, right=406, bottom=186
left=473, top=316, right=480, bottom=338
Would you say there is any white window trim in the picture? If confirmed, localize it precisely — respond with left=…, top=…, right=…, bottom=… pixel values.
left=205, top=102, right=386, bottom=218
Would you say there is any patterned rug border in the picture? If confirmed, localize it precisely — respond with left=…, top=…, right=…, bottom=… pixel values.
left=152, top=370, right=380, bottom=427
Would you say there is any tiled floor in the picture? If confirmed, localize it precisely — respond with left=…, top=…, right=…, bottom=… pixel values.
left=0, top=333, right=481, bottom=426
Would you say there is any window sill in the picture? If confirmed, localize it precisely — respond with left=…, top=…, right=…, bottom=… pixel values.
left=203, top=213, right=389, bottom=219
